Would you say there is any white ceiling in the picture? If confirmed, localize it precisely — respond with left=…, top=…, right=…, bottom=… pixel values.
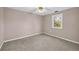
left=9, top=7, right=72, bottom=16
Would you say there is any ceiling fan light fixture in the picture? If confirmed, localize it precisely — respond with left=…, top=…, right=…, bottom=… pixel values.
left=38, top=7, right=43, bottom=10
left=36, top=7, right=46, bottom=13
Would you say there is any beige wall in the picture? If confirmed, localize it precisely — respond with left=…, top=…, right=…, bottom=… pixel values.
left=1, top=7, right=79, bottom=44
left=43, top=8, right=79, bottom=42
left=0, top=8, right=4, bottom=47
left=4, top=8, right=43, bottom=41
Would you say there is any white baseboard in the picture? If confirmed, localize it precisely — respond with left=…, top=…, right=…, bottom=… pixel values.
left=44, top=33, right=79, bottom=45
left=0, top=41, right=4, bottom=49
left=4, top=33, right=42, bottom=43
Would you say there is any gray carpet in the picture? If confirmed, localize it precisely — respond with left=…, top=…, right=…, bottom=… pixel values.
left=1, top=34, right=79, bottom=51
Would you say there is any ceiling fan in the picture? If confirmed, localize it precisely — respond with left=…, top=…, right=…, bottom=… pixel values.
left=34, top=7, right=59, bottom=14
left=36, top=7, right=46, bottom=13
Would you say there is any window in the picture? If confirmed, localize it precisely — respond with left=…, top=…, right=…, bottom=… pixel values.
left=52, top=13, right=63, bottom=29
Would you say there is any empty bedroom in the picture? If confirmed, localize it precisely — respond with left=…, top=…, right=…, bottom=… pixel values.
left=0, top=7, right=79, bottom=51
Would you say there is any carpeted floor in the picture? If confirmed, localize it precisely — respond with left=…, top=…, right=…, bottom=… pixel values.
left=1, top=34, right=79, bottom=51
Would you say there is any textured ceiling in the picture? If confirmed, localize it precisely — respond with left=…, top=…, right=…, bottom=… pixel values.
left=9, top=7, right=72, bottom=16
